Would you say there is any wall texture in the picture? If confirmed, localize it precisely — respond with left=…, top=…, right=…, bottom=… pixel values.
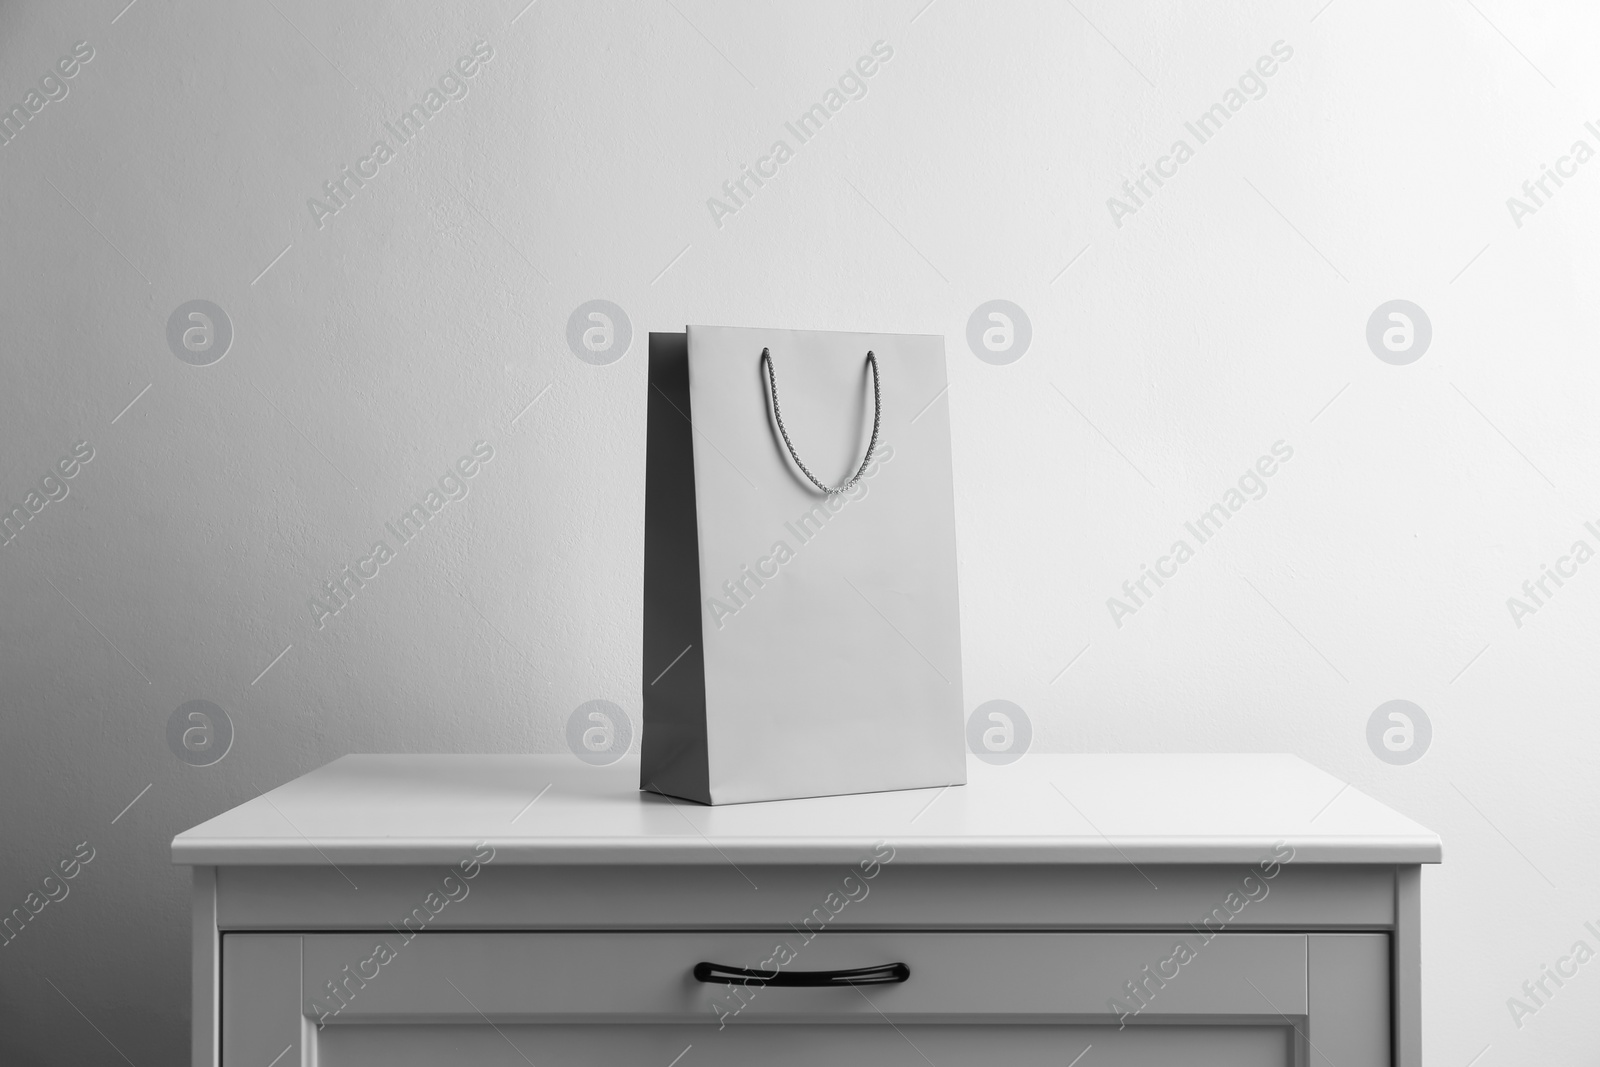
left=2, top=0, right=1597, bottom=1062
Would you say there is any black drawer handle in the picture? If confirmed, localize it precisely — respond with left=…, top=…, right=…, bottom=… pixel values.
left=693, top=961, right=910, bottom=987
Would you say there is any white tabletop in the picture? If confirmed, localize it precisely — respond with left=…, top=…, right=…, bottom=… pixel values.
left=170, top=753, right=1441, bottom=866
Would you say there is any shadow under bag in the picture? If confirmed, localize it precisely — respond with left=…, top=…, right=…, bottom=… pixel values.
left=641, top=324, right=965, bottom=804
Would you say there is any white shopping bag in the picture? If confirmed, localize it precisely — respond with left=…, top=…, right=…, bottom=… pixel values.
left=640, top=324, right=965, bottom=804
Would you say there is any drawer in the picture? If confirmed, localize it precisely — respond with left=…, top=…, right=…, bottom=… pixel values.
left=316, top=1025, right=1292, bottom=1066
left=223, top=931, right=1389, bottom=1066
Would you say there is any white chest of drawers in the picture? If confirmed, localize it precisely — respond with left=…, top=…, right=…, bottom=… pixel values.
left=173, top=753, right=1440, bottom=1066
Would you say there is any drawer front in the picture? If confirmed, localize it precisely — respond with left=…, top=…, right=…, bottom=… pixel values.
left=303, top=931, right=1306, bottom=1021
left=318, top=1023, right=1290, bottom=1066
left=222, top=931, right=1387, bottom=1066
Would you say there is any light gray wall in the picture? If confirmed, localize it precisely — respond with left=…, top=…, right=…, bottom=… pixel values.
left=2, top=0, right=1596, bottom=1062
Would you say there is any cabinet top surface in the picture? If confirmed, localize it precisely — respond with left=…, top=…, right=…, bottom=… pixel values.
left=170, top=753, right=1440, bottom=866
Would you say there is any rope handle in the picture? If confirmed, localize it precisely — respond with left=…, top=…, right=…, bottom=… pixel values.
left=760, top=347, right=881, bottom=495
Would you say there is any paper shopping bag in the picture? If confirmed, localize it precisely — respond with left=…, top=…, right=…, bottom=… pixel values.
left=640, top=324, right=965, bottom=804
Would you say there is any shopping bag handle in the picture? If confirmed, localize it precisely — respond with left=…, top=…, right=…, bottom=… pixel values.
left=760, top=347, right=881, bottom=495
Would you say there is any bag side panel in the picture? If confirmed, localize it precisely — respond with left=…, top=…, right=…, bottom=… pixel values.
left=639, top=332, right=712, bottom=803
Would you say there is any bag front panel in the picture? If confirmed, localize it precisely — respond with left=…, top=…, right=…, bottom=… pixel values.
left=686, top=324, right=965, bottom=804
